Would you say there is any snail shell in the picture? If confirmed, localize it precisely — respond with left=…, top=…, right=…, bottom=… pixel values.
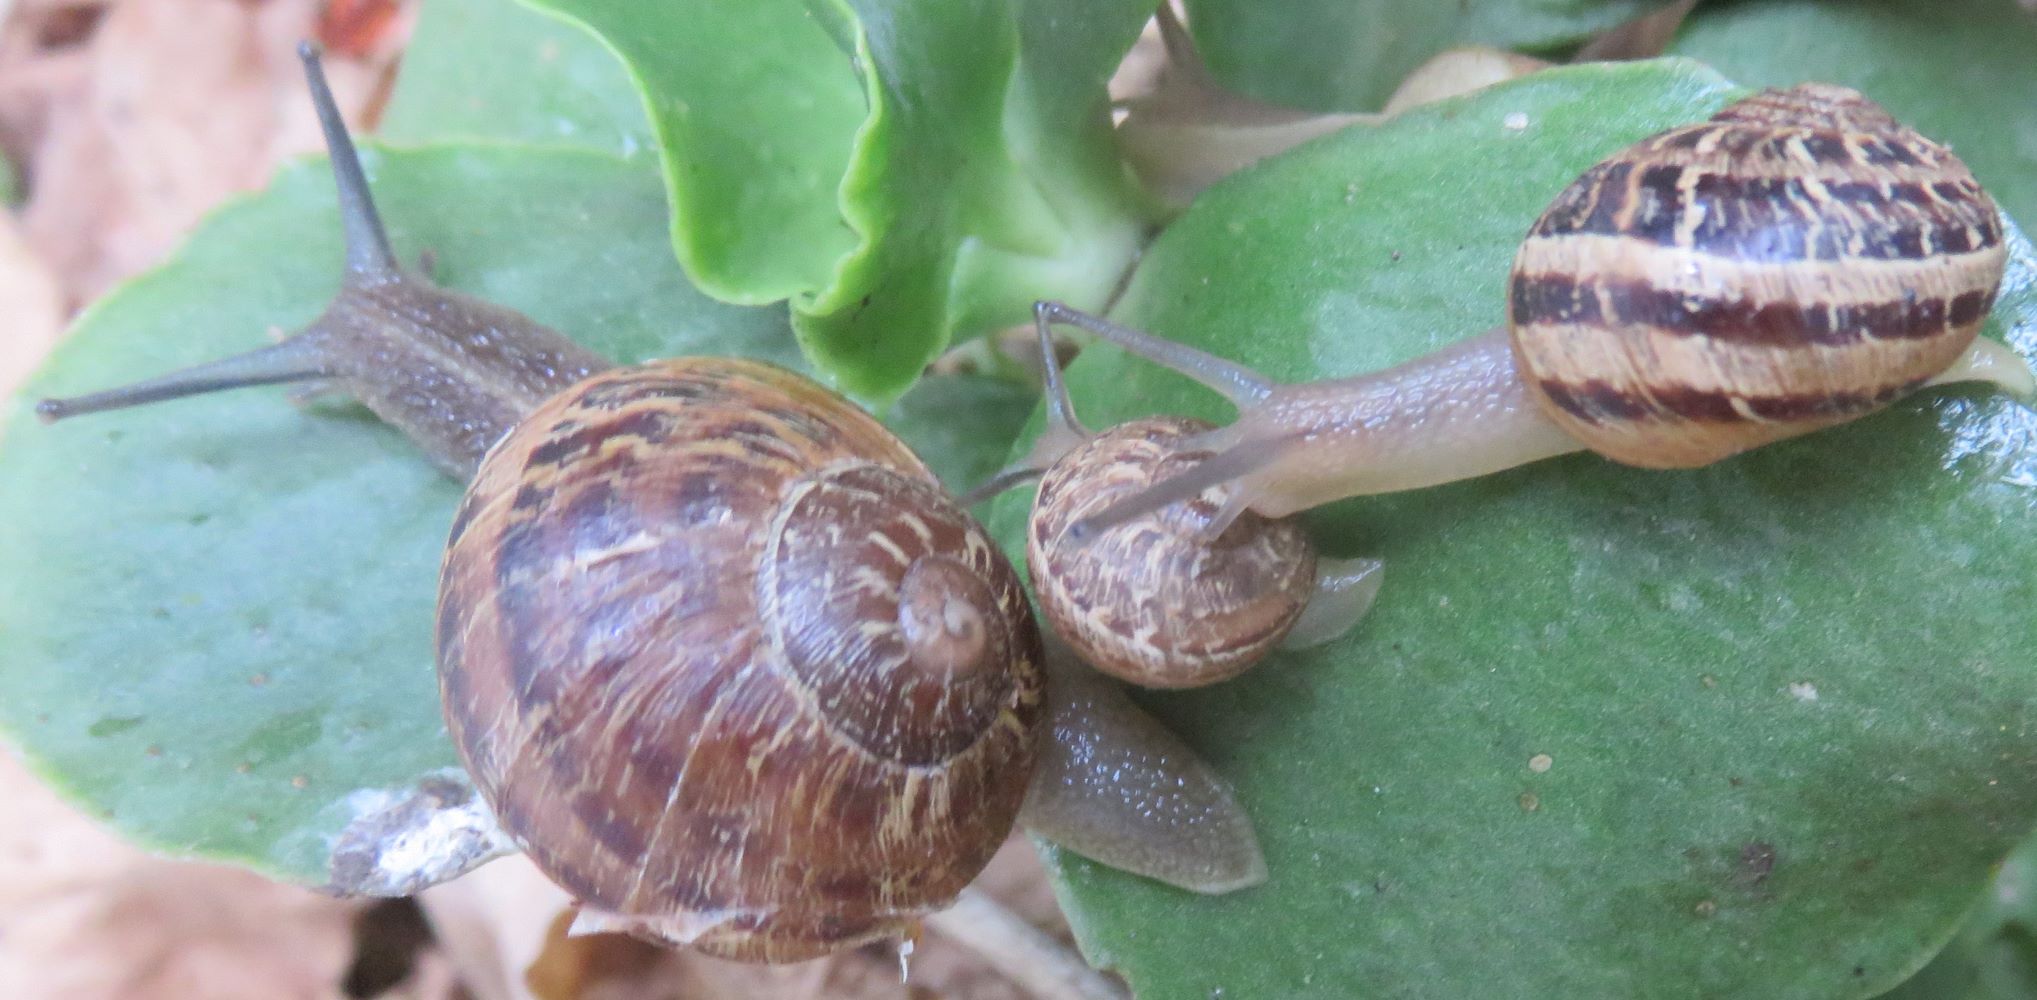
left=1511, top=83, right=2008, bottom=468
left=437, top=358, right=1045, bottom=962
left=1028, top=416, right=1318, bottom=687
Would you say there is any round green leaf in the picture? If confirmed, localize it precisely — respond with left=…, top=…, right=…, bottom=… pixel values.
left=0, top=145, right=1031, bottom=883
left=994, top=60, right=2037, bottom=998
left=380, top=0, right=650, bottom=155
left=1883, top=833, right=2037, bottom=1000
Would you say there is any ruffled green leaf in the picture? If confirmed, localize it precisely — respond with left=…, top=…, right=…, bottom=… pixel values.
left=524, top=0, right=1156, bottom=401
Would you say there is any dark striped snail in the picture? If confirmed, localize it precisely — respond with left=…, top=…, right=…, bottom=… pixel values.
left=34, top=45, right=1053, bottom=964
left=969, top=304, right=1382, bottom=688
left=1064, top=83, right=2034, bottom=540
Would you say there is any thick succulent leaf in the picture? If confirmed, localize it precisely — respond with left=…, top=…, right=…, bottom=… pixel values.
left=990, top=61, right=2037, bottom=998
left=524, top=0, right=1155, bottom=402
left=1183, top=0, right=1677, bottom=112
left=380, top=0, right=649, bottom=154
left=1883, top=834, right=2037, bottom=1000
left=0, top=146, right=1032, bottom=883
left=1669, top=0, right=2037, bottom=226
left=885, top=372, right=1039, bottom=496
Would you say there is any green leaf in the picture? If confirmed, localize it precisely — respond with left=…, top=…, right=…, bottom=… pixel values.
left=883, top=372, right=1039, bottom=496
left=1883, top=832, right=2037, bottom=999
left=525, top=0, right=1155, bottom=401
left=1669, top=0, right=2037, bottom=227
left=991, top=60, right=2037, bottom=999
left=380, top=0, right=650, bottom=154
left=1183, top=0, right=1672, bottom=112
left=0, top=145, right=1031, bottom=882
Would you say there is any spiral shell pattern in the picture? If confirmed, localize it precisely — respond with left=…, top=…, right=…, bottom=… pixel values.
left=1509, top=83, right=2007, bottom=468
left=436, top=358, right=1043, bottom=962
left=1029, top=417, right=1318, bottom=688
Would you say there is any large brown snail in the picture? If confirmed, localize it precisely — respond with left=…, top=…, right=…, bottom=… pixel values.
left=34, top=44, right=1267, bottom=962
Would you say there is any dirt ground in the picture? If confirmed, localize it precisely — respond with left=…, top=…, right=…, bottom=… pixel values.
left=0, top=2, right=1087, bottom=997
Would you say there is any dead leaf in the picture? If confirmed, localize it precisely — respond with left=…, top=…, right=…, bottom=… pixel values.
left=0, top=751, right=368, bottom=999
left=317, top=0, right=411, bottom=60
left=1379, top=46, right=1551, bottom=116
left=420, top=839, right=1085, bottom=1000
left=4, top=0, right=388, bottom=311
left=0, top=209, right=63, bottom=397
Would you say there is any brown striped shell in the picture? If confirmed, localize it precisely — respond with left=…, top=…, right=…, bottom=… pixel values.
left=1509, top=83, right=2008, bottom=468
left=436, top=358, right=1044, bottom=963
left=1029, top=416, right=1318, bottom=688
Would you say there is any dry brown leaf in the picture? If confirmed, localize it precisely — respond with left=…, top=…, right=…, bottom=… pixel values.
left=0, top=209, right=63, bottom=397
left=318, top=0, right=410, bottom=60
left=420, top=839, right=1082, bottom=1000
left=0, top=751, right=368, bottom=1000
left=5, top=0, right=386, bottom=311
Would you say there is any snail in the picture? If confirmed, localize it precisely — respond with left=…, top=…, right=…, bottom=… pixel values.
left=33, top=44, right=1270, bottom=954
left=968, top=303, right=1383, bottom=688
left=37, top=44, right=1048, bottom=963
left=1055, top=83, right=2034, bottom=542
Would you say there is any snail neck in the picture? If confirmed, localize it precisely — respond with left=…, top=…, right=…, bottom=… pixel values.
left=1243, top=326, right=1583, bottom=513
left=316, top=280, right=613, bottom=478
left=1068, top=327, right=1583, bottom=537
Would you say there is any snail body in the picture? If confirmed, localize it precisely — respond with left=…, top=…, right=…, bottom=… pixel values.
left=1062, top=83, right=2034, bottom=540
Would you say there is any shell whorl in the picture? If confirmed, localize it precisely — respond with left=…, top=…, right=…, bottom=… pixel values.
left=1509, top=83, right=2007, bottom=468
left=1029, top=417, right=1317, bottom=688
left=436, top=358, right=1043, bottom=962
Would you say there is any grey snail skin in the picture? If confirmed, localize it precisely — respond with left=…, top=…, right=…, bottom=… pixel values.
left=33, top=43, right=1265, bottom=959
left=1055, top=84, right=2034, bottom=544
left=969, top=303, right=1383, bottom=688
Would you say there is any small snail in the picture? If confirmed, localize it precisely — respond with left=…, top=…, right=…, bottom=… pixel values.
left=1061, top=83, right=2035, bottom=541
left=970, top=303, right=1382, bottom=687
left=39, top=44, right=1044, bottom=962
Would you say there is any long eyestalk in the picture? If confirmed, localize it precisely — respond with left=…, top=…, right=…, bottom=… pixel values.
left=296, top=41, right=399, bottom=280
left=956, top=302, right=1099, bottom=506
left=36, top=338, right=334, bottom=423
